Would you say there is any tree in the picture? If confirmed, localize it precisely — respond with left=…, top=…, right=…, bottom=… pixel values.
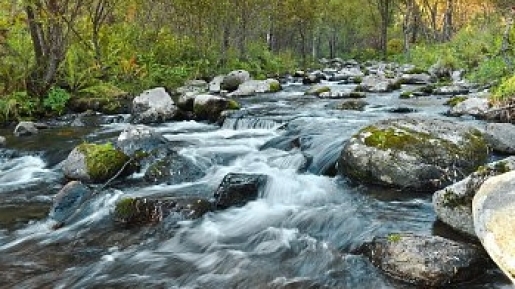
left=24, top=0, right=84, bottom=99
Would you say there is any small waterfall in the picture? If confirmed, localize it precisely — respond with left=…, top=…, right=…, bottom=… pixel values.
left=222, top=117, right=281, bottom=130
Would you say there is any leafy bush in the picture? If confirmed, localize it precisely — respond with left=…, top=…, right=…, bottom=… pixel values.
left=0, top=91, right=38, bottom=122
left=387, top=38, right=404, bottom=56
left=492, top=74, right=515, bottom=101
left=43, top=87, right=71, bottom=115
left=467, top=57, right=508, bottom=85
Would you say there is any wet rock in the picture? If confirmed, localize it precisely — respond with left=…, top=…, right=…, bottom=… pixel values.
left=433, top=157, right=515, bottom=237
left=228, top=79, right=282, bottom=97
left=131, top=87, right=179, bottom=124
left=302, top=71, right=326, bottom=84
left=449, top=98, right=489, bottom=118
left=357, top=75, right=402, bottom=93
left=221, top=70, right=251, bottom=92
left=338, top=117, right=488, bottom=191
left=335, top=100, right=368, bottom=111
left=484, top=123, right=515, bottom=154
left=114, top=197, right=212, bottom=226
left=400, top=73, right=431, bottom=85
left=305, top=85, right=331, bottom=96
left=14, top=121, right=38, bottom=137
left=63, top=143, right=135, bottom=183
left=473, top=170, right=515, bottom=283
left=116, top=125, right=168, bottom=157
left=49, top=181, right=93, bottom=227
left=144, top=151, right=206, bottom=185
left=319, top=91, right=366, bottom=99
left=213, top=173, right=268, bottom=209
left=68, top=97, right=130, bottom=114
left=358, top=233, right=489, bottom=287
left=0, top=136, right=5, bottom=147
left=429, top=60, right=453, bottom=79
left=193, top=94, right=231, bottom=122
left=389, top=107, right=417, bottom=114
left=176, top=92, right=198, bottom=112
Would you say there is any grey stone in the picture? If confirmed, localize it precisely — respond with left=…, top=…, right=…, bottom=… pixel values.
left=485, top=123, right=515, bottom=154
left=14, top=121, right=38, bottom=137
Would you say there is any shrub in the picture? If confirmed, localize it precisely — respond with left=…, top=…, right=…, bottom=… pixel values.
left=492, top=74, right=515, bottom=101
left=44, top=87, right=71, bottom=115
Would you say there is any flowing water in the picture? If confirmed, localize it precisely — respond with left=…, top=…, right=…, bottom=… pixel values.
left=0, top=83, right=510, bottom=288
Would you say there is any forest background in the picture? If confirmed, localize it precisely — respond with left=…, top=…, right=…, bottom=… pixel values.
left=1, top=0, right=515, bottom=122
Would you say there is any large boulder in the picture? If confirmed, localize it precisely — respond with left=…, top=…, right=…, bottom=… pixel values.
left=357, top=75, right=402, bottom=93
left=116, top=125, right=168, bottom=157
left=484, top=123, right=515, bottom=154
left=221, top=70, right=251, bottom=92
left=63, top=143, right=135, bottom=183
left=433, top=157, right=515, bottom=237
left=357, top=234, right=489, bottom=287
left=449, top=98, right=489, bottom=118
left=213, top=173, right=268, bottom=209
left=193, top=94, right=234, bottom=122
left=14, top=121, right=38, bottom=137
left=131, top=87, right=179, bottom=124
left=49, top=181, right=93, bottom=227
left=339, top=117, right=488, bottom=191
left=228, top=79, right=281, bottom=97
left=114, top=197, right=212, bottom=226
left=473, top=170, right=515, bottom=283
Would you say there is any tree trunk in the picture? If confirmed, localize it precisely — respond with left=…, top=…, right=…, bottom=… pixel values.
left=442, top=0, right=454, bottom=41
left=501, top=8, right=515, bottom=70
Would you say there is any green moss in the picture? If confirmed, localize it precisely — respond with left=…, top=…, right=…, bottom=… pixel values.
left=405, top=67, right=427, bottom=74
left=269, top=81, right=282, bottom=93
left=441, top=188, right=469, bottom=208
left=400, top=91, right=413, bottom=99
left=387, top=233, right=402, bottom=242
left=78, top=142, right=130, bottom=182
left=114, top=197, right=136, bottom=219
left=362, top=126, right=430, bottom=150
left=305, top=86, right=331, bottom=96
left=445, top=96, right=468, bottom=107
left=353, top=76, right=363, bottom=84
left=227, top=99, right=241, bottom=110
left=420, top=84, right=436, bottom=94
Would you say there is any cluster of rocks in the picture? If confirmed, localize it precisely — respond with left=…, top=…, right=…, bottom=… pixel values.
left=336, top=114, right=515, bottom=286
left=128, top=70, right=281, bottom=125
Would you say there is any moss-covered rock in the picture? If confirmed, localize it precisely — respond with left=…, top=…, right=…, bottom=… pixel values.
left=304, top=85, right=331, bottom=96
left=433, top=157, right=515, bottom=237
left=63, top=142, right=136, bottom=183
left=338, top=117, right=488, bottom=192
left=445, top=96, right=468, bottom=107
left=193, top=94, right=230, bottom=122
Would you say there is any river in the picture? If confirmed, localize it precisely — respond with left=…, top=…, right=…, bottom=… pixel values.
left=0, top=82, right=510, bottom=288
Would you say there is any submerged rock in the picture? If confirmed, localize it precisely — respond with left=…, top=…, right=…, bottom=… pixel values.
left=131, top=87, right=179, bottom=124
left=116, top=125, right=168, bottom=157
left=213, top=173, right=268, bottom=209
left=304, top=85, right=331, bottom=96
left=114, top=197, right=212, bottom=226
left=338, top=117, right=488, bottom=191
left=335, top=99, right=368, bottom=111
left=49, top=181, right=93, bottom=227
left=63, top=143, right=136, bottom=183
left=357, top=233, right=489, bottom=287
left=433, top=157, right=515, bottom=237
left=473, top=170, right=515, bottom=283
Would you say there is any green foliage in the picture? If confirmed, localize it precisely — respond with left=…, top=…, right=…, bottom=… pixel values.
left=387, top=233, right=402, bottom=242
left=44, top=87, right=71, bottom=115
left=445, top=96, right=468, bottom=107
left=387, top=38, right=404, bottom=56
left=0, top=91, right=38, bottom=122
left=492, top=74, right=515, bottom=101
left=468, top=57, right=508, bottom=85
